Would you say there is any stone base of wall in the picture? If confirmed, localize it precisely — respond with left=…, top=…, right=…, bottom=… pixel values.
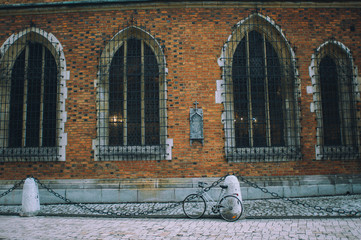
left=0, top=175, right=360, bottom=205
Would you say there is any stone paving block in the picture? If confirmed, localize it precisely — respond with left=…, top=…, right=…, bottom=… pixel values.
left=66, top=189, right=102, bottom=203
left=39, top=189, right=66, bottom=204
left=335, top=184, right=352, bottom=195
left=335, top=175, right=353, bottom=184
left=138, top=189, right=175, bottom=202
left=352, top=183, right=361, bottom=194
left=157, top=178, right=193, bottom=189
left=240, top=187, right=247, bottom=200
left=102, top=189, right=137, bottom=203
left=174, top=188, right=195, bottom=201
left=0, top=189, right=22, bottom=205
left=283, top=186, right=293, bottom=197
left=318, top=185, right=336, bottom=196
left=247, top=186, right=283, bottom=199
left=286, top=185, right=319, bottom=198
left=300, top=175, right=333, bottom=185
left=247, top=187, right=266, bottom=199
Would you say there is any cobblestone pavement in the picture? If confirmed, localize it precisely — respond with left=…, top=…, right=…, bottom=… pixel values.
left=1, top=195, right=361, bottom=218
left=0, top=215, right=360, bottom=239
left=0, top=195, right=361, bottom=239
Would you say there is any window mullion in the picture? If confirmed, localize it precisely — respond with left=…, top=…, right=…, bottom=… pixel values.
left=22, top=45, right=30, bottom=147
left=246, top=32, right=253, bottom=148
left=316, top=58, right=324, bottom=146
left=141, top=40, right=145, bottom=146
left=337, top=60, right=347, bottom=146
left=263, top=34, right=271, bottom=147
left=39, top=45, right=45, bottom=147
left=123, top=41, right=128, bottom=146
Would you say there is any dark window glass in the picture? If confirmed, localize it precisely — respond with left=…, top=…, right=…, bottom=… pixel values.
left=233, top=31, right=284, bottom=148
left=42, top=47, right=58, bottom=147
left=144, top=42, right=160, bottom=145
left=319, top=56, right=341, bottom=146
left=266, top=41, right=284, bottom=146
left=109, top=38, right=159, bottom=146
left=233, top=38, right=249, bottom=147
left=9, top=43, right=57, bottom=148
left=109, top=45, right=125, bottom=146
left=9, top=51, right=26, bottom=147
left=249, top=31, right=266, bottom=147
left=127, top=39, right=142, bottom=146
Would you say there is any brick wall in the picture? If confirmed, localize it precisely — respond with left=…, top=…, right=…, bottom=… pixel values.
left=0, top=2, right=360, bottom=180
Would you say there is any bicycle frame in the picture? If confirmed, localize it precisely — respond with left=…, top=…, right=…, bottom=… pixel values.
left=196, top=185, right=227, bottom=214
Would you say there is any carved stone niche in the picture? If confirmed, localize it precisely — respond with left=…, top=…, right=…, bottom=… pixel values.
left=190, top=101, right=204, bottom=145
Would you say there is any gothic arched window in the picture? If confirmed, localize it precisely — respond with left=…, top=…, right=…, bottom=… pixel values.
left=108, top=38, right=160, bottom=146
left=0, top=28, right=67, bottom=161
left=95, top=26, right=170, bottom=161
left=233, top=30, right=284, bottom=148
left=312, top=41, right=360, bottom=160
left=9, top=42, right=57, bottom=148
left=221, top=14, right=301, bottom=162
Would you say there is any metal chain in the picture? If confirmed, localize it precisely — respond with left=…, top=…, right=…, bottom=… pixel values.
left=0, top=179, right=25, bottom=200
left=203, top=174, right=229, bottom=193
left=33, top=175, right=228, bottom=217
left=234, top=172, right=361, bottom=216
left=2, top=175, right=360, bottom=217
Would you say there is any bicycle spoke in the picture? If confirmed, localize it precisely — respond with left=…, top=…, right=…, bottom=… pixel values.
left=219, top=195, right=243, bottom=222
left=182, top=194, right=206, bottom=219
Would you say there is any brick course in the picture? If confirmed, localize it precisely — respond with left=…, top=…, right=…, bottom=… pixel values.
left=0, top=2, right=360, bottom=180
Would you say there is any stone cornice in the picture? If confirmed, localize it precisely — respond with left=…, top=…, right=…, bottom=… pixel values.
left=0, top=1, right=360, bottom=16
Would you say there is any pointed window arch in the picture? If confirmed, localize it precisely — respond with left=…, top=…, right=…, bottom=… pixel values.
left=220, top=14, right=301, bottom=162
left=94, top=26, right=170, bottom=161
left=311, top=41, right=360, bottom=160
left=0, top=28, right=67, bottom=161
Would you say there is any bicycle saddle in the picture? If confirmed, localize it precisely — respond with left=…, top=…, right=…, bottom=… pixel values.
left=220, top=184, right=228, bottom=189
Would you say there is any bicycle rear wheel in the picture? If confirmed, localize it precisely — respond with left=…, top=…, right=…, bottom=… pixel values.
left=182, top=194, right=206, bottom=219
left=219, top=195, right=243, bottom=222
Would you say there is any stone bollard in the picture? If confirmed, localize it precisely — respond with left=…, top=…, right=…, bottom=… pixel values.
left=20, top=178, right=40, bottom=217
left=224, top=175, right=242, bottom=202
left=221, top=175, right=244, bottom=219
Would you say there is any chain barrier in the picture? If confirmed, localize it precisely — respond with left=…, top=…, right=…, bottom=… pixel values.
left=33, top=177, right=181, bottom=217
left=1, top=174, right=361, bottom=217
left=32, top=175, right=227, bottom=217
left=0, top=179, right=25, bottom=200
left=233, top=172, right=361, bottom=217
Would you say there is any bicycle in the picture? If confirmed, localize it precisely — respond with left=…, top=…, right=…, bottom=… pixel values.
left=182, top=181, right=243, bottom=222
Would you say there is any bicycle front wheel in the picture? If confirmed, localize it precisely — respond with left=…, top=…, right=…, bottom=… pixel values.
left=182, top=194, right=206, bottom=219
left=219, top=195, right=243, bottom=222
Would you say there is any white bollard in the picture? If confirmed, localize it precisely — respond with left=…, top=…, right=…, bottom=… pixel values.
left=221, top=175, right=244, bottom=220
left=224, top=175, right=242, bottom=202
left=20, top=178, right=40, bottom=217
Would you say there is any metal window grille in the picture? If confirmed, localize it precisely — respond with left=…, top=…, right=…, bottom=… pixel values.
left=96, top=26, right=167, bottom=161
left=0, top=28, right=63, bottom=161
left=312, top=41, right=360, bottom=160
left=222, top=14, right=301, bottom=162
